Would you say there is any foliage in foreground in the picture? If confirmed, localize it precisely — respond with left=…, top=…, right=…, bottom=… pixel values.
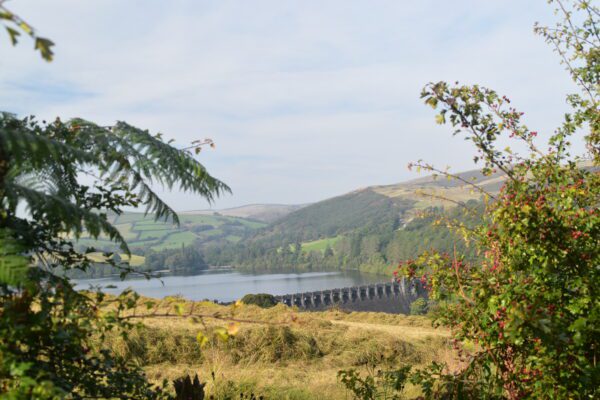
left=0, top=114, right=229, bottom=398
left=0, top=2, right=54, bottom=61
left=392, top=1, right=599, bottom=398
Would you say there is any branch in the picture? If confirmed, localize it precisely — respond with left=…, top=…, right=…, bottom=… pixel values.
left=453, top=244, right=474, bottom=305
left=122, top=312, right=289, bottom=326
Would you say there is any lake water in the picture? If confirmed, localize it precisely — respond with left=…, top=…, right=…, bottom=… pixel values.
left=75, top=269, right=386, bottom=302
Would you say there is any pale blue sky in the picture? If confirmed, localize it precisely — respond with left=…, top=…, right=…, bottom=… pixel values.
left=0, top=1, right=582, bottom=210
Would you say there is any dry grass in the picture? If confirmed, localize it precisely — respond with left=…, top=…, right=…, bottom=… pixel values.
left=99, top=298, right=457, bottom=399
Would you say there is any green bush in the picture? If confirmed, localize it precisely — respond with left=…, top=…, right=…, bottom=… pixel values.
left=397, top=2, right=600, bottom=397
left=240, top=293, right=278, bottom=308
left=409, top=298, right=428, bottom=316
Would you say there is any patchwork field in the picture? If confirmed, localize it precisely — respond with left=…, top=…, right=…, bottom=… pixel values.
left=84, top=252, right=146, bottom=266
left=78, top=212, right=267, bottom=253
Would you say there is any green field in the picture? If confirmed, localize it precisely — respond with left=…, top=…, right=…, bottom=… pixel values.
left=77, top=212, right=267, bottom=254
left=86, top=252, right=146, bottom=267
left=151, top=231, right=200, bottom=251
left=301, top=235, right=342, bottom=253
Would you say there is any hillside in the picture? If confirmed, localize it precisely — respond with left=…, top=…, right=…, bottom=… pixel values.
left=181, top=203, right=307, bottom=223
left=76, top=212, right=266, bottom=254
left=248, top=167, right=503, bottom=245
left=77, top=167, right=502, bottom=276
left=204, top=167, right=496, bottom=274
left=251, top=189, right=415, bottom=245
left=372, top=168, right=505, bottom=208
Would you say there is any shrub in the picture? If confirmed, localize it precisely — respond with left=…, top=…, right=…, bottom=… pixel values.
left=409, top=298, right=428, bottom=316
left=240, top=293, right=278, bottom=308
left=397, top=2, right=600, bottom=397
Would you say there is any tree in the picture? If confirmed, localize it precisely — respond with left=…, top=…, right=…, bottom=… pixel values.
left=0, top=5, right=232, bottom=398
left=0, top=113, right=229, bottom=398
left=397, top=1, right=599, bottom=398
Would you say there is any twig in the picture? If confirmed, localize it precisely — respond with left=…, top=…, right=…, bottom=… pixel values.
left=453, top=244, right=474, bottom=305
left=123, top=312, right=288, bottom=326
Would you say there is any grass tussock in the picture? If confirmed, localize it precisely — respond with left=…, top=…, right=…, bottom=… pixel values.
left=227, top=325, right=322, bottom=364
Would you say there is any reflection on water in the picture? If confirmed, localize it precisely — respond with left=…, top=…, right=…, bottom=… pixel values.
left=75, top=269, right=386, bottom=302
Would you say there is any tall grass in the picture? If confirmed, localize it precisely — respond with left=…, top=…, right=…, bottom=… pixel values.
left=98, top=299, right=454, bottom=399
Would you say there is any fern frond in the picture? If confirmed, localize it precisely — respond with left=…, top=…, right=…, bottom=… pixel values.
left=67, top=119, right=231, bottom=223
left=0, top=115, right=93, bottom=169
left=5, top=183, right=129, bottom=254
left=1, top=114, right=229, bottom=261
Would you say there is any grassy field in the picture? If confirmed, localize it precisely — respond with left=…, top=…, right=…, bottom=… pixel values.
left=100, top=298, right=457, bottom=399
left=85, top=252, right=146, bottom=266
left=78, top=212, right=267, bottom=254
left=371, top=168, right=506, bottom=209
left=301, top=236, right=343, bottom=253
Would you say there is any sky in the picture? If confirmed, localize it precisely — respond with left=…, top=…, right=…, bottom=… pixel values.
left=0, top=1, right=584, bottom=211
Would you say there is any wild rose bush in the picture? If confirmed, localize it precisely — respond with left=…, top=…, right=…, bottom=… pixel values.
left=396, top=1, right=599, bottom=398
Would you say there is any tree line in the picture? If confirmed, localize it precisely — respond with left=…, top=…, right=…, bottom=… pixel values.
left=66, top=246, right=209, bottom=279
left=202, top=201, right=483, bottom=276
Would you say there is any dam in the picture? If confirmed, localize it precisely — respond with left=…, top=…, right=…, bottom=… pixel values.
left=274, top=277, right=426, bottom=314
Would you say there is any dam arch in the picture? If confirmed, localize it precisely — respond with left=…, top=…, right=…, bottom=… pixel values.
left=275, top=277, right=426, bottom=314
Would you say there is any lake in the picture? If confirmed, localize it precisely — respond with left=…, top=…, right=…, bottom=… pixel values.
left=75, top=269, right=387, bottom=302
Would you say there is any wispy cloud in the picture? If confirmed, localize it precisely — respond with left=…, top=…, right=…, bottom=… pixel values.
left=0, top=0, right=582, bottom=209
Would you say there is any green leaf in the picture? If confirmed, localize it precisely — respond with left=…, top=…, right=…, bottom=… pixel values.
left=34, top=37, right=55, bottom=62
left=213, top=327, right=229, bottom=343
left=173, top=303, right=184, bottom=316
left=18, top=21, right=32, bottom=34
left=5, top=26, right=20, bottom=45
left=426, top=97, right=438, bottom=108
left=196, top=332, right=209, bottom=348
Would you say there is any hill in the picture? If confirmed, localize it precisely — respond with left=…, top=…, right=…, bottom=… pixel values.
left=70, top=212, right=267, bottom=278
left=76, top=212, right=266, bottom=254
left=181, top=203, right=307, bottom=223
left=77, top=167, right=503, bottom=277
left=249, top=167, right=503, bottom=244
left=203, top=167, right=496, bottom=274
left=250, top=189, right=415, bottom=245
left=372, top=168, right=505, bottom=208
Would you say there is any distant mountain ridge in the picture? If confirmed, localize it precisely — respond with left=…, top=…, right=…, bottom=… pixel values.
left=240, top=167, right=505, bottom=245
left=371, top=168, right=506, bottom=208
left=182, top=168, right=505, bottom=226
left=181, top=203, right=308, bottom=223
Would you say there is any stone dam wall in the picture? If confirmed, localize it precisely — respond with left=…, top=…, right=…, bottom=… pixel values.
left=274, top=278, right=426, bottom=314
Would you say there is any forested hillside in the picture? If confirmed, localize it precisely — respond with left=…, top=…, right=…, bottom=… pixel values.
left=203, top=200, right=484, bottom=276
left=199, top=167, right=499, bottom=274
left=248, top=189, right=414, bottom=245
